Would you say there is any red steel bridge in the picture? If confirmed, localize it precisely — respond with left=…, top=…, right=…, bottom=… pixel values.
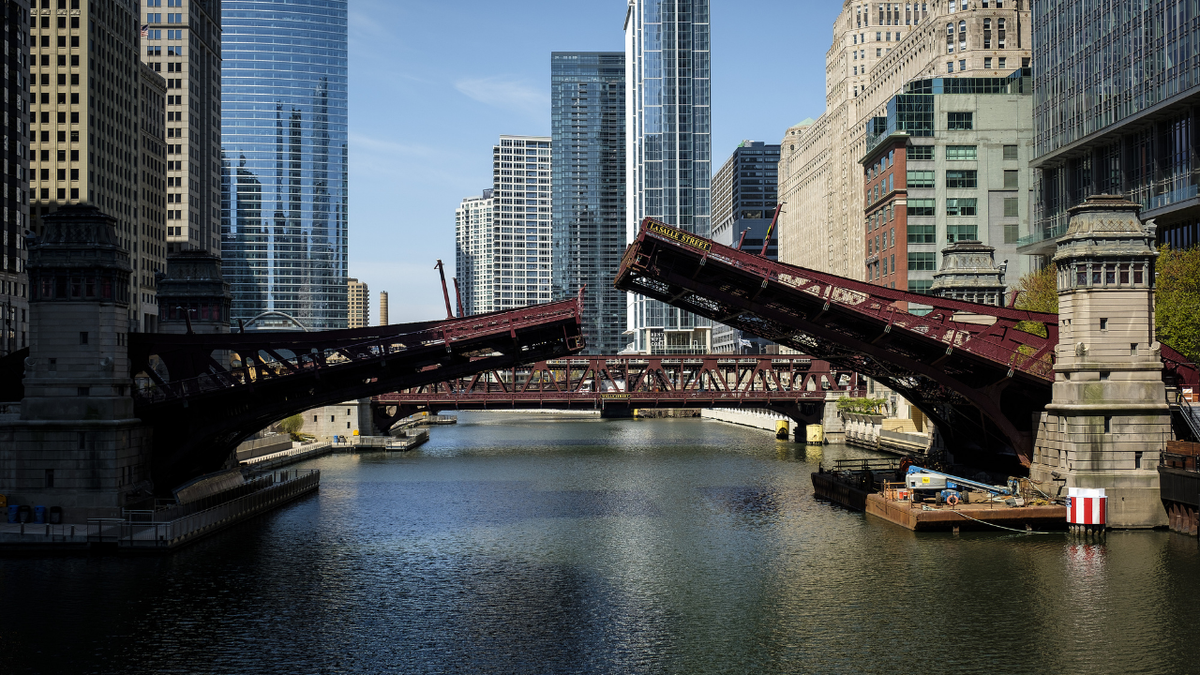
left=119, top=297, right=586, bottom=490
left=614, top=218, right=1199, bottom=469
left=372, top=355, right=861, bottom=430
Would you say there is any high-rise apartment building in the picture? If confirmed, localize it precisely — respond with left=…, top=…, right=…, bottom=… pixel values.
left=491, top=135, right=552, bottom=311
left=778, top=1, right=1030, bottom=280
left=711, top=141, right=780, bottom=353
left=859, top=72, right=1033, bottom=295
left=455, top=189, right=493, bottom=316
left=28, top=0, right=168, bottom=333
left=624, top=0, right=711, bottom=354
left=1026, top=0, right=1200, bottom=258
left=221, top=0, right=348, bottom=331
left=378, top=290, right=388, bottom=326
left=550, top=52, right=625, bottom=355
left=137, top=63, right=167, bottom=332
left=139, top=0, right=221, bottom=256
left=1, top=0, right=29, bottom=356
left=346, top=277, right=368, bottom=328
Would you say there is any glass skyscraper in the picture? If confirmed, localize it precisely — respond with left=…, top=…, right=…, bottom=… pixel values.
left=1028, top=0, right=1200, bottom=257
left=550, top=52, right=626, bottom=355
left=220, top=0, right=349, bottom=330
left=624, top=0, right=711, bottom=354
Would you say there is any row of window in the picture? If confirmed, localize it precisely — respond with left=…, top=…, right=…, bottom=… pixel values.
left=145, top=13, right=184, bottom=23
left=908, top=197, right=1020, bottom=217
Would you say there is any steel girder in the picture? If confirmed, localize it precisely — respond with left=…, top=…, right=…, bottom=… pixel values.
left=130, top=298, right=585, bottom=492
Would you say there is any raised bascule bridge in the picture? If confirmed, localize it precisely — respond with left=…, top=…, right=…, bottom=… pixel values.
left=128, top=298, right=587, bottom=488
left=372, top=355, right=861, bottom=431
left=0, top=295, right=587, bottom=493
left=613, top=218, right=1198, bottom=471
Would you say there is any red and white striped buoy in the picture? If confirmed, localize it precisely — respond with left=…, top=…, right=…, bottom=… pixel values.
left=1066, top=487, right=1107, bottom=539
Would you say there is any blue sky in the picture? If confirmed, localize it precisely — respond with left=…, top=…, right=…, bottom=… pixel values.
left=348, top=1, right=841, bottom=323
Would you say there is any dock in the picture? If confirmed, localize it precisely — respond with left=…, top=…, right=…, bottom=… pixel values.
left=813, top=458, right=1067, bottom=533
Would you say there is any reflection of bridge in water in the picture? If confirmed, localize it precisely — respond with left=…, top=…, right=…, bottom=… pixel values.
left=372, top=355, right=861, bottom=430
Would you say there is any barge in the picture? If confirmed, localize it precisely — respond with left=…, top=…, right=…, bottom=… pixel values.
left=813, top=458, right=1066, bottom=532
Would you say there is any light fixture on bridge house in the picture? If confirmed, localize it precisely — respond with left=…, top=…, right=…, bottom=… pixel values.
left=0, top=205, right=156, bottom=520
left=1028, top=194, right=1171, bottom=528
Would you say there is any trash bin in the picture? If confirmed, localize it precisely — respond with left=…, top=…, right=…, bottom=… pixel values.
left=17, top=505, right=31, bottom=523
left=6, top=505, right=18, bottom=524
left=49, top=506, right=63, bottom=525
left=34, top=506, right=47, bottom=524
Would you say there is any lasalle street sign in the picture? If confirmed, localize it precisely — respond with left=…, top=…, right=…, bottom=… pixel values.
left=643, top=219, right=712, bottom=252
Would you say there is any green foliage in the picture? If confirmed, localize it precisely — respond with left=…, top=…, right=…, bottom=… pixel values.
left=1157, top=245, right=1200, bottom=364
left=836, top=397, right=889, bottom=415
left=279, top=414, right=304, bottom=438
left=1013, top=263, right=1058, bottom=337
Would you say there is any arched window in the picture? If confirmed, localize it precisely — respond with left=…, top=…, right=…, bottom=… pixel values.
left=998, top=18, right=1007, bottom=48
left=946, top=22, right=954, bottom=52
left=959, top=20, right=967, bottom=50
left=983, top=18, right=992, bottom=48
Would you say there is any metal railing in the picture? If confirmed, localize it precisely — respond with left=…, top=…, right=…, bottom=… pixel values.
left=87, top=470, right=319, bottom=548
left=1177, top=395, right=1200, bottom=442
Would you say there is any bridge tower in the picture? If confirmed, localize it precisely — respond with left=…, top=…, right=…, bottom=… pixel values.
left=929, top=240, right=1008, bottom=307
left=0, top=205, right=154, bottom=519
left=156, top=250, right=231, bottom=335
left=1029, top=195, right=1170, bottom=528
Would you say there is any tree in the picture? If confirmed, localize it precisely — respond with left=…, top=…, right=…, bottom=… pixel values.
left=1013, top=263, right=1058, bottom=337
left=1157, top=244, right=1200, bottom=364
left=279, top=414, right=304, bottom=438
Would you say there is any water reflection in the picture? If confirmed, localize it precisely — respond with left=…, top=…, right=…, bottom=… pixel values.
left=1, top=413, right=1199, bottom=674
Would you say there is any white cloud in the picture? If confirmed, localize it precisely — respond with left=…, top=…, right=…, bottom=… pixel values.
left=454, top=75, right=549, bottom=118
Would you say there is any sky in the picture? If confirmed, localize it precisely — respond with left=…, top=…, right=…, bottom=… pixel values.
left=347, top=0, right=842, bottom=323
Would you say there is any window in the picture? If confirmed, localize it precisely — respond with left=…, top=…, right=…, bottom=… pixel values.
left=907, top=225, right=936, bottom=243
left=1004, top=223, right=1019, bottom=244
left=947, top=112, right=973, bottom=130
left=908, top=145, right=934, bottom=160
left=946, top=22, right=954, bottom=52
left=984, top=57, right=992, bottom=69
left=1003, top=170, right=1019, bottom=189
left=945, top=198, right=977, bottom=216
left=1003, top=197, right=1019, bottom=217
left=908, top=198, right=935, bottom=216
left=997, top=19, right=1006, bottom=48
left=946, top=170, right=977, bottom=188
left=1003, top=145, right=1018, bottom=161
left=907, top=170, right=935, bottom=188
left=959, top=59, right=966, bottom=71
left=947, top=61, right=954, bottom=73
left=998, top=56, right=1006, bottom=69
left=945, top=145, right=976, bottom=160
left=909, top=252, right=936, bottom=270
left=908, top=279, right=933, bottom=294
left=946, top=224, right=977, bottom=242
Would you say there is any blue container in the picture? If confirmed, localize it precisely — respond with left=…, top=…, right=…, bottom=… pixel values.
left=6, top=505, right=17, bottom=524
left=34, top=506, right=47, bottom=524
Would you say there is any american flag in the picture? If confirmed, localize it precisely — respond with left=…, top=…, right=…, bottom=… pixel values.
left=140, top=24, right=149, bottom=38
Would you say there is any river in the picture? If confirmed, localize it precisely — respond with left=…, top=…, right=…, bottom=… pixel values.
left=2, top=412, right=1199, bottom=674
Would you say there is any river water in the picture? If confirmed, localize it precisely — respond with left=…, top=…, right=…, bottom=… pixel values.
left=2, top=412, right=1200, bottom=674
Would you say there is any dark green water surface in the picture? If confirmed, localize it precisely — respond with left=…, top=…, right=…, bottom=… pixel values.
left=2, top=412, right=1199, bottom=674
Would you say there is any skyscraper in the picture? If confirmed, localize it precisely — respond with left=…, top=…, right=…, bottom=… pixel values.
left=490, top=135, right=552, bottom=311
left=139, top=0, right=222, bottom=257
left=455, top=189, right=494, bottom=316
left=624, top=0, right=711, bottom=354
left=221, top=0, right=348, bottom=330
left=346, top=277, right=368, bottom=328
left=550, top=52, right=625, bottom=355
left=1, top=0, right=29, bottom=355
left=28, top=0, right=168, bottom=333
left=1027, top=0, right=1200, bottom=257
left=710, top=141, right=780, bottom=353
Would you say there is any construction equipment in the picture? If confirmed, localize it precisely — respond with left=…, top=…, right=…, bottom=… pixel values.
left=905, top=465, right=1019, bottom=505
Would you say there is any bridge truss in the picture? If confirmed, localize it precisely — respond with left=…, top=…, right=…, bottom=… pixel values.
left=614, top=218, right=1198, bottom=468
left=129, top=297, right=586, bottom=490
left=372, top=355, right=860, bottom=429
